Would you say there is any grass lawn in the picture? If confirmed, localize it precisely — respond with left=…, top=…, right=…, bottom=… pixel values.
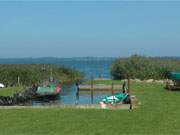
left=84, top=79, right=123, bottom=85
left=0, top=81, right=180, bottom=135
left=0, top=87, right=24, bottom=97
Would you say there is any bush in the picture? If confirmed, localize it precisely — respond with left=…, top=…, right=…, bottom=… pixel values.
left=110, top=55, right=180, bottom=80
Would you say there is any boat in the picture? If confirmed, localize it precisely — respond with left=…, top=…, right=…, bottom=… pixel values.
left=34, top=67, right=62, bottom=99
left=99, top=93, right=131, bottom=109
left=34, top=74, right=61, bottom=99
left=36, top=83, right=61, bottom=98
left=169, top=72, right=180, bottom=80
left=166, top=72, right=180, bottom=90
left=100, top=93, right=130, bottom=104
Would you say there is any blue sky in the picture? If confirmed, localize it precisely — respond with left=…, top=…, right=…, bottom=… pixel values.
left=0, top=1, right=180, bottom=58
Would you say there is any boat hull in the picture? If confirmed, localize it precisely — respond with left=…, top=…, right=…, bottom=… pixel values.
left=34, top=83, right=61, bottom=100
left=34, top=92, right=60, bottom=100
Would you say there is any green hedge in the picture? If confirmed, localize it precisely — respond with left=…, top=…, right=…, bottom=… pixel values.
left=110, top=55, right=180, bottom=80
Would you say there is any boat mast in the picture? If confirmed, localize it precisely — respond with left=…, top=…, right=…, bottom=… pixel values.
left=50, top=68, right=53, bottom=82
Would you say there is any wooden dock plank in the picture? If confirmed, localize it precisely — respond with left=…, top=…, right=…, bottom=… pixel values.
left=79, top=84, right=122, bottom=91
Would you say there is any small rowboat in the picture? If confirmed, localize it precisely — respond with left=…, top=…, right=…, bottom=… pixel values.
left=100, top=92, right=130, bottom=103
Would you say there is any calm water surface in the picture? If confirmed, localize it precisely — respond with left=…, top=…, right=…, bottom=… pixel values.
left=60, top=59, right=115, bottom=104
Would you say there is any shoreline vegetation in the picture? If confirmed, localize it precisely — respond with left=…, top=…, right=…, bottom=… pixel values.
left=111, top=55, right=180, bottom=80
left=0, top=64, right=84, bottom=87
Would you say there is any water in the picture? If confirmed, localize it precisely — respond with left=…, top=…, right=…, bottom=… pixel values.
left=60, top=85, right=109, bottom=105
left=0, top=57, right=115, bottom=79
left=57, top=58, right=115, bottom=104
left=57, top=58, right=115, bottom=79
left=0, top=57, right=116, bottom=105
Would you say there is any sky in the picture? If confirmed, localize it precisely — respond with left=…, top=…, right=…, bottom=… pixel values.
left=0, top=1, right=180, bottom=58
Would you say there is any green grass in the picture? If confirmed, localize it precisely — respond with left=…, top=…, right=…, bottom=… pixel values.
left=84, top=79, right=123, bottom=85
left=0, top=82, right=180, bottom=135
left=0, top=87, right=24, bottom=96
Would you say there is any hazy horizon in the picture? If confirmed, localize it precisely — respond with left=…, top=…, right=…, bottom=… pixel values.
left=1, top=1, right=180, bottom=58
left=0, top=55, right=180, bottom=59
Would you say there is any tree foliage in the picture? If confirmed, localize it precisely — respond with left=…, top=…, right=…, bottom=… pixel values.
left=110, top=55, right=180, bottom=80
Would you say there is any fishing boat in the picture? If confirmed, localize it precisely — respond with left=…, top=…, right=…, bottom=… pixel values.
left=35, top=82, right=61, bottom=99
left=34, top=68, right=62, bottom=99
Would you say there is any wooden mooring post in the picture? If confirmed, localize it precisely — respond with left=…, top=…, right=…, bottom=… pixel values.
left=127, top=77, right=132, bottom=110
left=76, top=82, right=80, bottom=105
left=111, top=83, right=114, bottom=94
left=91, top=76, right=94, bottom=104
left=127, top=77, right=130, bottom=94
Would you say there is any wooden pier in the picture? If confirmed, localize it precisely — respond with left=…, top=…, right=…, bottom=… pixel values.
left=78, top=84, right=122, bottom=93
left=76, top=78, right=131, bottom=105
left=76, top=83, right=121, bottom=104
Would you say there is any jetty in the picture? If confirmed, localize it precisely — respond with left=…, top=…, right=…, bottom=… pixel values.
left=76, top=78, right=131, bottom=105
left=78, top=84, right=122, bottom=93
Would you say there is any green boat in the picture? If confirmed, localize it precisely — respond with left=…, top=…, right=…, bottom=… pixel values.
left=166, top=72, right=180, bottom=90
left=35, top=80, right=61, bottom=99
left=35, top=68, right=62, bottom=98
left=169, top=72, right=180, bottom=80
left=100, top=93, right=130, bottom=104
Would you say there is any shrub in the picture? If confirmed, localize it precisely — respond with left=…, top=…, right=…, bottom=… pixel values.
left=110, top=55, right=180, bottom=80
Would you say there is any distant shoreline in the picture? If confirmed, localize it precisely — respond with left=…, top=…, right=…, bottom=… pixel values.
left=0, top=56, right=180, bottom=60
left=0, top=56, right=179, bottom=64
